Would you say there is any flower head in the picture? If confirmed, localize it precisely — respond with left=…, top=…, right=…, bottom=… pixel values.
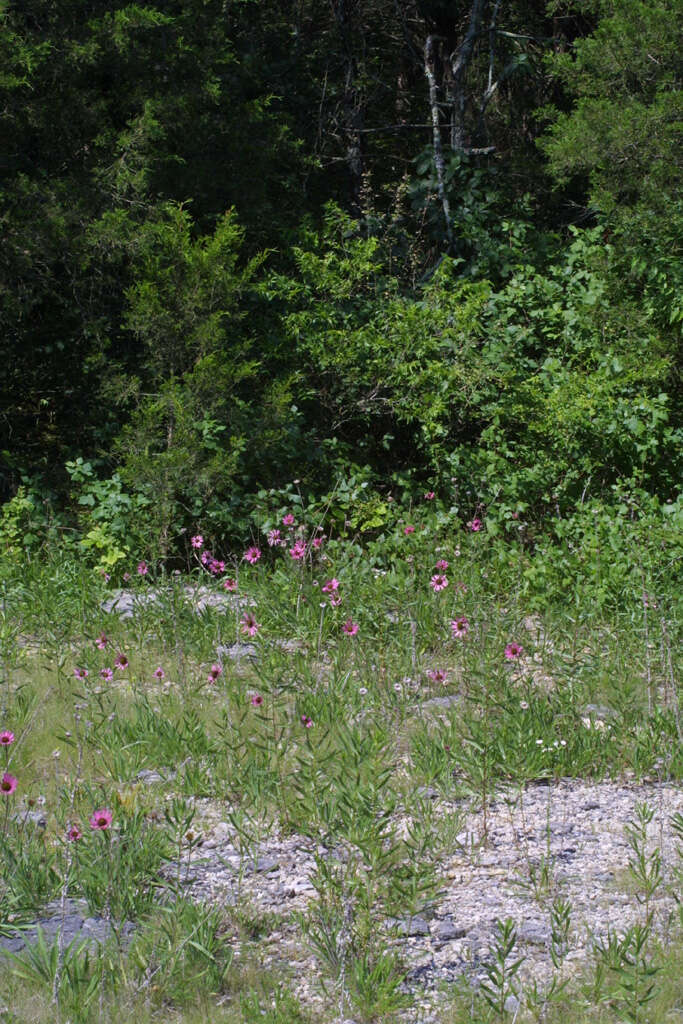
left=427, top=669, right=448, bottom=684
left=322, top=578, right=339, bottom=594
left=207, top=663, right=223, bottom=683
left=300, top=715, right=313, bottom=728
left=403, top=525, right=415, bottom=535
left=424, top=491, right=435, bottom=500
left=435, top=559, right=449, bottom=571
left=209, top=559, right=225, bottom=575
left=73, top=667, right=89, bottom=680
left=191, top=534, right=204, bottom=549
left=123, top=572, right=131, bottom=582
left=99, top=667, right=113, bottom=681
left=67, top=824, right=83, bottom=842
left=342, top=619, right=359, bottom=637
left=329, top=594, right=342, bottom=607
left=95, top=633, right=108, bottom=650
left=1, top=773, right=18, bottom=795
left=201, top=550, right=212, bottom=565
left=267, top=528, right=283, bottom=547
left=312, top=536, right=324, bottom=550
left=137, top=560, right=148, bottom=576
left=153, top=667, right=165, bottom=680
left=289, top=539, right=307, bottom=560
left=114, top=654, right=129, bottom=671
left=450, top=616, right=470, bottom=638
left=430, top=574, right=448, bottom=592
left=468, top=517, right=482, bottom=532
left=504, top=642, right=524, bottom=661
left=0, top=731, right=14, bottom=746
left=223, top=578, right=237, bottom=592
left=240, top=612, right=260, bottom=637
left=89, top=808, right=112, bottom=831
left=250, top=694, right=263, bottom=707
left=243, top=546, right=261, bottom=565
left=282, top=513, right=295, bottom=527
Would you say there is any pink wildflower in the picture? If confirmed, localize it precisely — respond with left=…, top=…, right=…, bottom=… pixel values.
left=89, top=808, right=112, bottom=831
left=424, top=491, right=435, bottom=500
left=322, top=578, right=339, bottom=593
left=403, top=525, right=415, bottom=535
left=430, top=574, right=448, bottom=592
left=207, top=663, right=223, bottom=683
left=435, top=559, right=449, bottom=571
left=73, top=667, right=89, bottom=680
left=95, top=633, right=108, bottom=650
left=468, top=517, right=482, bottom=532
left=191, top=534, right=204, bottom=549
left=267, top=528, right=282, bottom=547
left=240, top=612, right=260, bottom=637
left=289, top=539, right=307, bottom=560
left=329, top=594, right=342, bottom=607
left=153, top=667, right=165, bottom=680
left=209, top=559, right=225, bottom=575
left=123, top=572, right=131, bottom=582
left=67, top=824, right=83, bottom=842
left=244, top=546, right=261, bottom=565
left=504, top=642, right=524, bottom=661
left=99, top=667, right=113, bottom=681
left=250, top=694, right=263, bottom=707
left=223, top=578, right=237, bottom=592
left=312, top=536, right=324, bottom=549
left=201, top=550, right=212, bottom=565
left=1, top=773, right=18, bottom=795
left=114, top=653, right=129, bottom=671
left=342, top=619, right=359, bottom=637
left=282, top=513, right=295, bottom=527
left=300, top=715, right=313, bottom=728
left=0, top=731, right=14, bottom=746
left=454, top=580, right=468, bottom=593
left=137, top=561, right=148, bottom=576
left=450, top=616, right=470, bottom=638
left=427, top=669, right=448, bottom=684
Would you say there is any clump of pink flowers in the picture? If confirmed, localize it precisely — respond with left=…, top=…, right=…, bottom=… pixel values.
left=1, top=773, right=18, bottom=795
left=504, top=642, right=524, bottom=661
left=450, top=616, right=470, bottom=638
left=244, top=546, right=261, bottom=564
left=430, top=574, right=448, bottom=592
left=89, top=808, right=112, bottom=831
left=289, top=539, right=306, bottom=560
left=240, top=612, right=260, bottom=637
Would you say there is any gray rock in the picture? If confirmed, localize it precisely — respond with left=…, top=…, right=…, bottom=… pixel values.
left=432, top=918, right=467, bottom=944
left=217, top=642, right=258, bottom=661
left=251, top=856, right=280, bottom=874
left=389, top=915, right=430, bottom=937
left=517, top=922, right=550, bottom=947
left=420, top=695, right=460, bottom=712
left=504, top=994, right=520, bottom=1014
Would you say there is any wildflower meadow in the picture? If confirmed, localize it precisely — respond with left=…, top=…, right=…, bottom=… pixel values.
left=0, top=483, right=681, bottom=1024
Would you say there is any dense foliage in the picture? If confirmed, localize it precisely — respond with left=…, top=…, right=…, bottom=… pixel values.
left=1, top=0, right=681, bottom=560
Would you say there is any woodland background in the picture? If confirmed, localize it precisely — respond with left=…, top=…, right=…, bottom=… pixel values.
left=1, top=0, right=681, bottom=560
